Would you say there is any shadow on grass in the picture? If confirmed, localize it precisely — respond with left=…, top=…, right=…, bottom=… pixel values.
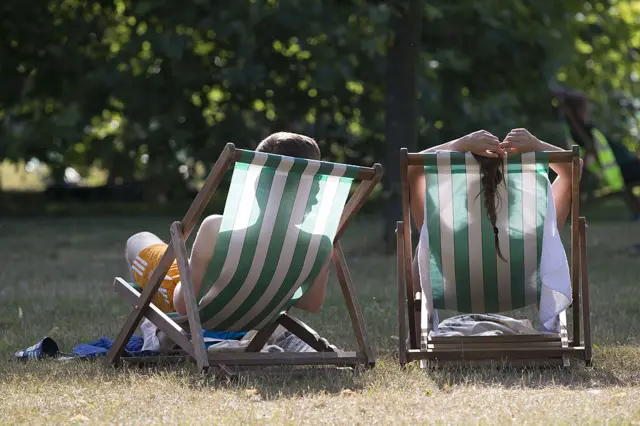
left=116, top=359, right=369, bottom=400
left=413, top=348, right=640, bottom=390
left=1, top=357, right=369, bottom=401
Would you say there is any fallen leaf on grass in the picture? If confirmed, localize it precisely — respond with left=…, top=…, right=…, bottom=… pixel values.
left=341, top=389, right=355, bottom=396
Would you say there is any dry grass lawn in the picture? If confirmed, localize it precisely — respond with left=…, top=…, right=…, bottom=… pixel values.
left=1, top=215, right=640, bottom=424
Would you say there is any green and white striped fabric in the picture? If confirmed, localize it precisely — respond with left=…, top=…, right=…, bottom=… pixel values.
left=185, top=149, right=361, bottom=332
left=417, top=152, right=551, bottom=314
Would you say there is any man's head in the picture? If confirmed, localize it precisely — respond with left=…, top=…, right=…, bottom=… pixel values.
left=255, top=132, right=322, bottom=217
left=256, top=132, right=321, bottom=160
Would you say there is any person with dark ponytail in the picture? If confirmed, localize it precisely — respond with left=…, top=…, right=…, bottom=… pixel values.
left=471, top=153, right=507, bottom=261
left=408, top=128, right=583, bottom=240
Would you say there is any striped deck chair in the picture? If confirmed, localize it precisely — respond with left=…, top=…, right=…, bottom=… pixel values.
left=396, top=146, right=592, bottom=367
left=107, top=143, right=382, bottom=373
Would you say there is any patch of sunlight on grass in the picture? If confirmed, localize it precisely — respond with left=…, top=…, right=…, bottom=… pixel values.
left=0, top=161, right=108, bottom=191
left=0, top=160, right=48, bottom=191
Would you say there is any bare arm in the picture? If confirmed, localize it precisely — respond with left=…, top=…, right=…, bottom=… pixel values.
left=409, top=128, right=582, bottom=231
left=406, top=141, right=462, bottom=230
left=408, top=130, right=505, bottom=229
left=173, top=215, right=222, bottom=315
left=502, top=129, right=583, bottom=230
left=294, top=255, right=331, bottom=313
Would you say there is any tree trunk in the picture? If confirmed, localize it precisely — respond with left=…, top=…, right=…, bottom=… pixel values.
left=382, top=0, right=422, bottom=252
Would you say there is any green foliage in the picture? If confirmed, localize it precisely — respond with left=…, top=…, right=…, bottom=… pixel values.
left=558, top=0, right=640, bottom=152
left=0, top=0, right=638, bottom=186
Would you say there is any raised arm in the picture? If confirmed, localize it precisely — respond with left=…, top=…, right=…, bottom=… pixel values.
left=501, top=128, right=583, bottom=230
left=407, top=130, right=505, bottom=229
left=407, top=128, right=582, bottom=231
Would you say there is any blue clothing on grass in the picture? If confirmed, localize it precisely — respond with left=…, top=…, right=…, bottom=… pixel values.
left=72, top=336, right=153, bottom=358
left=15, top=330, right=248, bottom=360
left=72, top=330, right=247, bottom=358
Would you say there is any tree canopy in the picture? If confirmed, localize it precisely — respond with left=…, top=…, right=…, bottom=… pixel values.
left=1, top=0, right=639, bottom=187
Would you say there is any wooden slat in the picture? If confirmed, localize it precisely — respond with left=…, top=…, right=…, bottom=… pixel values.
left=407, top=346, right=586, bottom=362
left=333, top=243, right=376, bottom=366
left=424, top=359, right=566, bottom=368
left=571, top=145, right=581, bottom=345
left=245, top=321, right=280, bottom=353
left=207, top=351, right=364, bottom=366
left=354, top=167, right=379, bottom=181
left=170, top=221, right=209, bottom=371
left=406, top=150, right=575, bottom=165
left=397, top=222, right=408, bottom=367
left=399, top=148, right=418, bottom=349
left=232, top=150, right=379, bottom=181
left=580, top=217, right=593, bottom=364
left=278, top=313, right=337, bottom=352
left=107, top=144, right=236, bottom=365
left=112, top=277, right=194, bottom=359
left=335, top=164, right=383, bottom=242
left=428, top=334, right=561, bottom=344
left=427, top=341, right=562, bottom=350
left=181, top=143, right=237, bottom=238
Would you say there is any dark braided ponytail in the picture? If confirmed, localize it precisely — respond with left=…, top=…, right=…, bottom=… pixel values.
left=472, top=154, right=507, bottom=262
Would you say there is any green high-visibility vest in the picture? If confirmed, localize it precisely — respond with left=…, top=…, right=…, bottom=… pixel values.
left=564, top=125, right=625, bottom=194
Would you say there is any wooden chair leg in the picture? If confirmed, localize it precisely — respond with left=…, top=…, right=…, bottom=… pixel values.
left=107, top=246, right=176, bottom=365
left=397, top=222, right=408, bottom=367
left=414, top=293, right=422, bottom=351
left=107, top=145, right=234, bottom=366
left=559, top=310, right=570, bottom=367
left=113, top=277, right=195, bottom=359
left=278, top=313, right=337, bottom=352
left=245, top=321, right=280, bottom=353
left=571, top=146, right=582, bottom=346
left=170, top=222, right=209, bottom=372
left=579, top=217, right=593, bottom=365
left=333, top=242, right=376, bottom=367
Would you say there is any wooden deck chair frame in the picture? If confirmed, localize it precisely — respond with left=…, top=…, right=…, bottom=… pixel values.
left=396, top=146, right=593, bottom=367
left=106, top=143, right=382, bottom=373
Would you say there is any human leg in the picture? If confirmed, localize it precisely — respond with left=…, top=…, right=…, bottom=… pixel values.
left=126, top=232, right=163, bottom=270
left=125, top=231, right=179, bottom=313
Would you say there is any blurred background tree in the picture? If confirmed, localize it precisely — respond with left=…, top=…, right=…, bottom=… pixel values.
left=1, top=0, right=639, bottom=244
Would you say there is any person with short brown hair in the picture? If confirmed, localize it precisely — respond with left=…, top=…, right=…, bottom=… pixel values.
left=125, top=132, right=329, bottom=317
left=256, top=131, right=321, bottom=160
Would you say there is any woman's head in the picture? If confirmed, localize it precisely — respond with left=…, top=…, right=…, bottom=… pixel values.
left=472, top=154, right=507, bottom=262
